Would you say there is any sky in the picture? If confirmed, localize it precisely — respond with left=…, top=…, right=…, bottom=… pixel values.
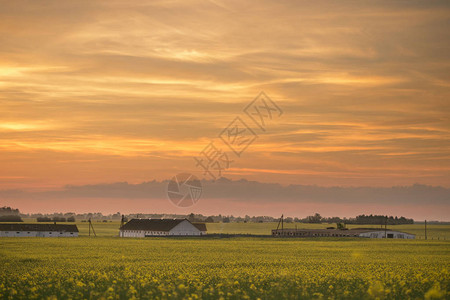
left=0, top=1, right=449, bottom=219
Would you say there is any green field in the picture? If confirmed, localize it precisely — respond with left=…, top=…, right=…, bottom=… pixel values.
left=68, top=220, right=450, bottom=240
left=206, top=222, right=450, bottom=240
left=1, top=222, right=450, bottom=299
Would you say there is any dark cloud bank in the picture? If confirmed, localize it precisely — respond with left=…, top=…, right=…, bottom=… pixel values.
left=1, top=178, right=448, bottom=206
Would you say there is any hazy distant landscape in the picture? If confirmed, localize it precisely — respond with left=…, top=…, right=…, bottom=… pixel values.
left=6, top=219, right=450, bottom=239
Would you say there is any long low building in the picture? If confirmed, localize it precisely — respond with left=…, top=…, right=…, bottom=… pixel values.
left=119, top=219, right=207, bottom=237
left=0, top=223, right=79, bottom=237
left=272, top=228, right=415, bottom=239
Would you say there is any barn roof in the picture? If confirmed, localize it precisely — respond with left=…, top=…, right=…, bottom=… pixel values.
left=192, top=223, right=207, bottom=231
left=120, top=218, right=199, bottom=232
left=272, top=228, right=414, bottom=235
left=272, top=228, right=390, bottom=234
left=0, top=223, right=79, bottom=232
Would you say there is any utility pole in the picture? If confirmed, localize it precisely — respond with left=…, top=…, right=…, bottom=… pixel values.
left=425, top=220, right=427, bottom=240
left=88, top=218, right=97, bottom=237
left=384, top=216, right=387, bottom=239
left=276, top=214, right=284, bottom=236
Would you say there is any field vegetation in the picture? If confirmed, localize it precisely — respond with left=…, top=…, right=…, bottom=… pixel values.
left=0, top=222, right=448, bottom=299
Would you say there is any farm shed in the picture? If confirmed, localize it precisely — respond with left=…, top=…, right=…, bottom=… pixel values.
left=192, top=223, right=207, bottom=235
left=0, top=223, right=79, bottom=237
left=119, top=218, right=207, bottom=237
left=272, top=228, right=415, bottom=239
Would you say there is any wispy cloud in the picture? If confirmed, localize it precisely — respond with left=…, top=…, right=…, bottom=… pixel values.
left=0, top=0, right=449, bottom=193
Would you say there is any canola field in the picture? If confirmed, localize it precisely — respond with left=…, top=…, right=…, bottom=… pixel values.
left=0, top=236, right=449, bottom=299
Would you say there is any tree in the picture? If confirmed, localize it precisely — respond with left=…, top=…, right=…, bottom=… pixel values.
left=337, top=223, right=346, bottom=230
left=307, top=213, right=322, bottom=223
left=0, top=215, right=23, bottom=222
left=0, top=206, right=20, bottom=216
left=188, top=213, right=196, bottom=222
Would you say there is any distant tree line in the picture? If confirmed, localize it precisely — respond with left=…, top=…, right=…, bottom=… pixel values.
left=297, top=213, right=414, bottom=225
left=7, top=206, right=417, bottom=224
left=0, top=206, right=23, bottom=222
left=349, top=214, right=414, bottom=225
left=0, top=206, right=20, bottom=216
left=0, top=215, right=23, bottom=222
left=37, top=216, right=75, bottom=222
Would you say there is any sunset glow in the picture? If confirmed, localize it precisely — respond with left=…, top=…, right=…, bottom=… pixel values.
left=0, top=1, right=449, bottom=219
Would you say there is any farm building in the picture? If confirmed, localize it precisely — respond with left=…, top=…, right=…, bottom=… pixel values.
left=272, top=228, right=415, bottom=239
left=0, top=223, right=79, bottom=237
left=192, top=223, right=207, bottom=235
left=119, top=218, right=207, bottom=237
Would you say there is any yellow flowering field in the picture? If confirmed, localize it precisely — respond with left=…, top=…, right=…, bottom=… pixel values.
left=0, top=237, right=448, bottom=299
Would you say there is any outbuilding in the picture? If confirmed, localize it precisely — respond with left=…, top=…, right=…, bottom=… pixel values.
left=0, top=223, right=79, bottom=237
left=119, top=218, right=207, bottom=237
left=272, top=228, right=415, bottom=239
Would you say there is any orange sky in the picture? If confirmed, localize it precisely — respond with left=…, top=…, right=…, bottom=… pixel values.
left=0, top=1, right=449, bottom=218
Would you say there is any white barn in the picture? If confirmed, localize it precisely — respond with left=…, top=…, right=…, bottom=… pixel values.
left=358, top=230, right=415, bottom=239
left=119, top=219, right=207, bottom=237
left=0, top=223, right=79, bottom=237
